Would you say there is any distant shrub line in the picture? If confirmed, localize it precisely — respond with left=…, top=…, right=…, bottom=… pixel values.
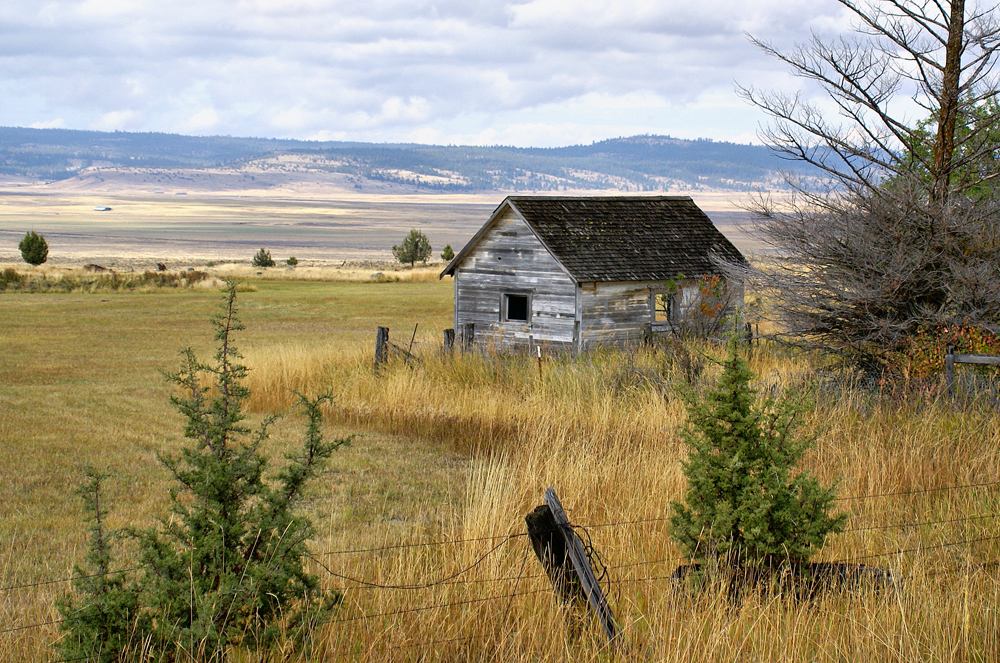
left=0, top=269, right=213, bottom=293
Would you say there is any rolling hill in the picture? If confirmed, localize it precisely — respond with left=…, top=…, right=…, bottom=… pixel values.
left=0, top=127, right=800, bottom=192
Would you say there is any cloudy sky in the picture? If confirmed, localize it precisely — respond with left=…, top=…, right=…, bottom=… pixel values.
left=0, top=0, right=851, bottom=146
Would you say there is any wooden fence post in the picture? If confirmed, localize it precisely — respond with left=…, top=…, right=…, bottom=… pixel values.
left=942, top=348, right=1000, bottom=398
left=374, top=326, right=389, bottom=372
left=525, top=487, right=618, bottom=645
left=945, top=345, right=955, bottom=397
left=525, top=504, right=577, bottom=603
left=462, top=322, right=475, bottom=350
left=444, top=328, right=455, bottom=351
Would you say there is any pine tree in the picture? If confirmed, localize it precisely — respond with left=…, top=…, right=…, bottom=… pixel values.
left=669, top=340, right=844, bottom=575
left=440, top=244, right=455, bottom=261
left=58, top=281, right=348, bottom=661
left=392, top=229, right=432, bottom=267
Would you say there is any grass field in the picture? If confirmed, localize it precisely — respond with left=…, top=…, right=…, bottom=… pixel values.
left=3, top=278, right=1000, bottom=662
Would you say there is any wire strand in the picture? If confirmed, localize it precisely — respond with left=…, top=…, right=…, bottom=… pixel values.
left=328, top=587, right=550, bottom=624
left=0, top=618, right=66, bottom=636
left=319, top=531, right=528, bottom=556
left=836, top=479, right=1000, bottom=502
left=308, top=535, right=516, bottom=590
left=844, top=512, right=1000, bottom=533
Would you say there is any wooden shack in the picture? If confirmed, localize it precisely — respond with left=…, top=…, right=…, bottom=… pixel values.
left=440, top=196, right=746, bottom=351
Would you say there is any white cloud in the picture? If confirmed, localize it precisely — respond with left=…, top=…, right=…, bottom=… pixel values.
left=90, top=109, right=144, bottom=131
left=29, top=118, right=66, bottom=128
left=0, top=0, right=851, bottom=145
left=181, top=108, right=222, bottom=132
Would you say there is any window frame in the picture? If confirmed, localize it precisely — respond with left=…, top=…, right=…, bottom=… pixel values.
left=652, top=291, right=677, bottom=323
left=501, top=292, right=531, bottom=323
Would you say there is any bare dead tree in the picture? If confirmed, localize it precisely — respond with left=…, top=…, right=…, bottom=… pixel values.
left=738, top=0, right=1000, bottom=367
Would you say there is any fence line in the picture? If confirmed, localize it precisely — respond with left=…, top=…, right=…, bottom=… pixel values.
left=6, top=485, right=999, bottom=642
left=5, top=482, right=1000, bottom=597
left=7, top=536, right=1000, bottom=639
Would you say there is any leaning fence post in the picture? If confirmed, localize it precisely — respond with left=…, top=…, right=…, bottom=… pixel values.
left=443, top=328, right=455, bottom=351
left=525, top=487, right=618, bottom=646
left=945, top=345, right=955, bottom=397
left=374, top=326, right=389, bottom=372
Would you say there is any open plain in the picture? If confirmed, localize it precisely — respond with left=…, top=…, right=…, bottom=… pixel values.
left=2, top=268, right=1000, bottom=661
left=0, top=177, right=764, bottom=271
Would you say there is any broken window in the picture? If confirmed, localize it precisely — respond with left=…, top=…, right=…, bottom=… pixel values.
left=654, top=293, right=675, bottom=322
left=503, top=293, right=530, bottom=322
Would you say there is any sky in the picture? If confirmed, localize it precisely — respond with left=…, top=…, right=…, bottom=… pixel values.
left=0, top=0, right=853, bottom=147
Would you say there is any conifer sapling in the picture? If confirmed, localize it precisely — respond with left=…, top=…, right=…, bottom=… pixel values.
left=669, top=339, right=844, bottom=575
left=58, top=281, right=348, bottom=662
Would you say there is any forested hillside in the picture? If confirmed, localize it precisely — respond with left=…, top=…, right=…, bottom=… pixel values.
left=0, top=127, right=799, bottom=191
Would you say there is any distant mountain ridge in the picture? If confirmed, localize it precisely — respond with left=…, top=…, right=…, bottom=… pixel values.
left=0, top=126, right=798, bottom=192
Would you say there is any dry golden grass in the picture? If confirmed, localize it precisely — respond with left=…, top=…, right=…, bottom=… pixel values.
left=0, top=261, right=447, bottom=285
left=236, top=338, right=1000, bottom=661
left=3, top=279, right=1000, bottom=661
left=210, top=262, right=446, bottom=283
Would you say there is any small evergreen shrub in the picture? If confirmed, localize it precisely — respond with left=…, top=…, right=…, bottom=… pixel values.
left=58, top=281, right=348, bottom=661
left=669, top=339, right=844, bottom=579
left=19, top=230, right=48, bottom=266
left=251, top=247, right=275, bottom=268
left=286, top=256, right=298, bottom=266
left=55, top=470, right=147, bottom=663
left=440, top=244, right=454, bottom=261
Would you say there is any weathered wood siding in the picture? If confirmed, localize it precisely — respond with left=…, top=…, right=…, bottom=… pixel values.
left=579, top=279, right=743, bottom=349
left=453, top=209, right=577, bottom=348
left=579, top=281, right=651, bottom=348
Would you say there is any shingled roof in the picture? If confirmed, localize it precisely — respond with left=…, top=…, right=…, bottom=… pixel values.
left=442, top=196, right=745, bottom=283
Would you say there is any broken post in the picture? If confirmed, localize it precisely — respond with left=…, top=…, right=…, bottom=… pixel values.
left=524, top=487, right=618, bottom=645
left=462, top=322, right=475, bottom=350
left=443, top=328, right=455, bottom=351
left=374, top=326, right=389, bottom=372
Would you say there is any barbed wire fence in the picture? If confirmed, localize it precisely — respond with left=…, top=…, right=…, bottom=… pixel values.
left=4, top=478, right=1000, bottom=662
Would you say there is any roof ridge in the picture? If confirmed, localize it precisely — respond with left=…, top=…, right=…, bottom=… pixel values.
left=507, top=195, right=694, bottom=201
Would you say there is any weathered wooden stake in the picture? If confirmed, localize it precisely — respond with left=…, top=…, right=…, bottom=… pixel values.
left=525, top=504, right=577, bottom=603
left=374, top=326, right=389, bottom=372
left=945, top=346, right=955, bottom=396
left=525, top=487, right=618, bottom=645
left=443, top=328, right=455, bottom=351
left=462, top=322, right=475, bottom=350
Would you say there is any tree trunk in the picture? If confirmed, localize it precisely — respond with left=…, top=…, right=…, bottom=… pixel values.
left=932, top=0, right=966, bottom=207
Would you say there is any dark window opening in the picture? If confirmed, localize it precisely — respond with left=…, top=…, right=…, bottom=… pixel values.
left=504, top=294, right=529, bottom=322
